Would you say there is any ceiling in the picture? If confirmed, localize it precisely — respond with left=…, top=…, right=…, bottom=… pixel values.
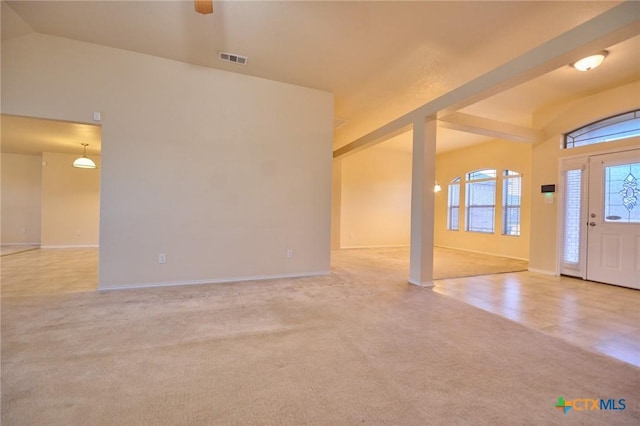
left=1, top=1, right=639, bottom=156
left=1, top=115, right=101, bottom=156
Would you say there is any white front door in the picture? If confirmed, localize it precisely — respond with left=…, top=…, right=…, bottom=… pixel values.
left=586, top=149, right=640, bottom=289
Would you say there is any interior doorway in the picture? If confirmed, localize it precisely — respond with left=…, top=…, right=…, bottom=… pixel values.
left=0, top=114, right=101, bottom=293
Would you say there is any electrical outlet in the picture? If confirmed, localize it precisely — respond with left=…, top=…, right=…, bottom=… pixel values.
left=158, top=253, right=167, bottom=264
left=286, top=249, right=293, bottom=258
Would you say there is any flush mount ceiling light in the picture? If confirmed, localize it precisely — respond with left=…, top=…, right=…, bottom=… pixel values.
left=571, top=51, right=608, bottom=72
left=73, top=143, right=96, bottom=169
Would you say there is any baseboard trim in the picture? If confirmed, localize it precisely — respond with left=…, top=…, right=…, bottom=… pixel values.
left=408, top=279, right=435, bottom=288
left=99, top=270, right=331, bottom=291
left=1, top=243, right=41, bottom=246
left=40, top=245, right=99, bottom=249
left=527, top=267, right=557, bottom=276
left=435, top=245, right=529, bottom=262
left=340, top=245, right=410, bottom=249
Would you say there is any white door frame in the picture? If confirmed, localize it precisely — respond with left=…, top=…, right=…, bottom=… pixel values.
left=557, top=144, right=640, bottom=280
left=585, top=149, right=640, bottom=288
left=557, top=156, right=588, bottom=278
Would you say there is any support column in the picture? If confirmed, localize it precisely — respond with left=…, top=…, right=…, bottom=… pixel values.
left=409, top=118, right=436, bottom=287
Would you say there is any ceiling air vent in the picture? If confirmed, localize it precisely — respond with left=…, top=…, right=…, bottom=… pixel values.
left=219, top=51, right=248, bottom=65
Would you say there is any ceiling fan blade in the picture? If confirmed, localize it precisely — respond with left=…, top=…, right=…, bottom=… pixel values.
left=195, top=0, right=213, bottom=15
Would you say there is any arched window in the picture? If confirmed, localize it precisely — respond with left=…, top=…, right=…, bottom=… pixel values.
left=502, top=170, right=521, bottom=236
left=447, top=177, right=460, bottom=231
left=466, top=169, right=496, bottom=233
left=565, top=109, right=640, bottom=149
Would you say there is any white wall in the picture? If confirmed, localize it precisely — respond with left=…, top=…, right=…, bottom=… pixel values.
left=41, top=152, right=100, bottom=247
left=340, top=142, right=412, bottom=248
left=2, top=34, right=333, bottom=289
left=1, top=153, right=42, bottom=245
left=331, top=158, right=342, bottom=250
left=529, top=81, right=640, bottom=273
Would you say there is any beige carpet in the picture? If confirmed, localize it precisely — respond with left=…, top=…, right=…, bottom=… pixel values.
left=2, top=250, right=638, bottom=425
left=340, top=246, right=528, bottom=280
left=0, top=247, right=526, bottom=298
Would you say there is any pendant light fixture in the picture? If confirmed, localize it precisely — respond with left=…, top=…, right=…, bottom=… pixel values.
left=73, top=143, right=96, bottom=169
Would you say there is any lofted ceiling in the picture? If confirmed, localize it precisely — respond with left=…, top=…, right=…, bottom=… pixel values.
left=1, top=0, right=639, bottom=156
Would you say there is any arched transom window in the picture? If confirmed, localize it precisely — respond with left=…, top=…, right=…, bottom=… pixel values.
left=565, top=109, right=640, bottom=149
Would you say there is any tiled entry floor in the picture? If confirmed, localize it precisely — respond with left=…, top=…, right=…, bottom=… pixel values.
left=434, top=272, right=640, bottom=367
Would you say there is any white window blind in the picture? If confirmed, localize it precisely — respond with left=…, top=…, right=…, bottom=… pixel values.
left=466, top=170, right=496, bottom=233
left=447, top=178, right=460, bottom=230
left=502, top=171, right=521, bottom=236
left=563, top=169, right=582, bottom=264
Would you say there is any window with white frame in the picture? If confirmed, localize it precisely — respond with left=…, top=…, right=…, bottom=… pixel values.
left=447, top=178, right=460, bottom=230
left=465, top=169, right=496, bottom=233
left=563, top=169, right=583, bottom=264
left=502, top=170, right=521, bottom=236
left=560, top=157, right=588, bottom=279
left=564, top=109, right=640, bottom=149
